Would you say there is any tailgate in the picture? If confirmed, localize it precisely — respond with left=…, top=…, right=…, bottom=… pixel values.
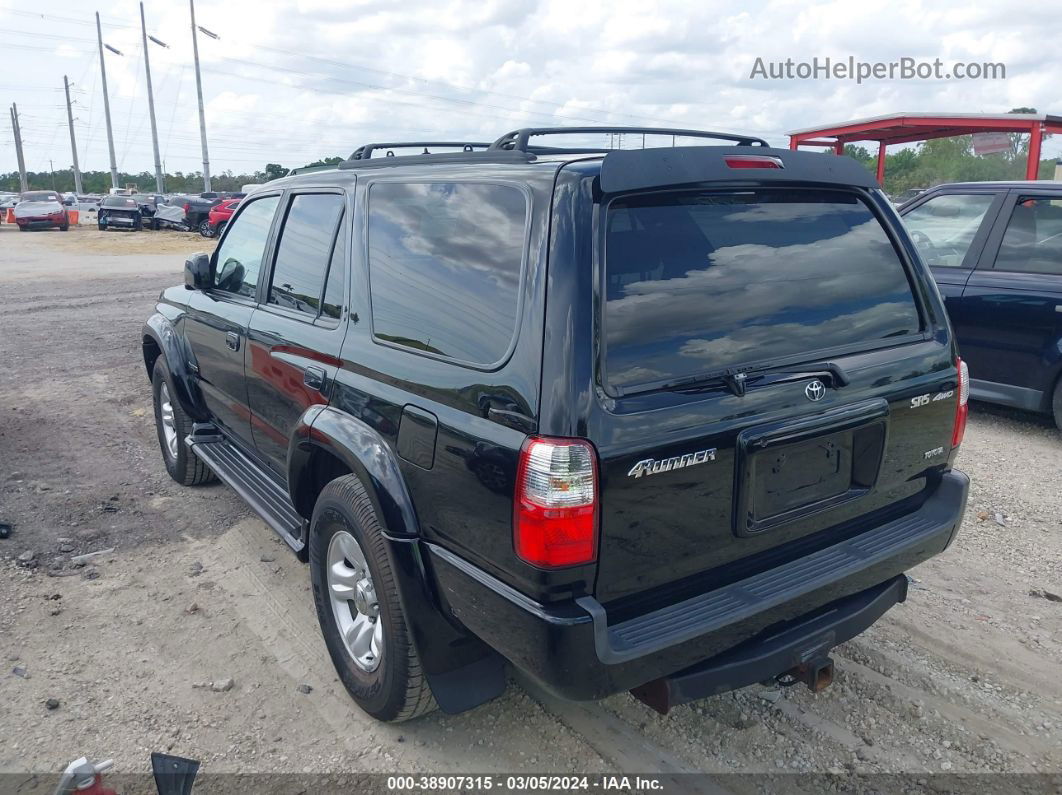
left=590, top=177, right=958, bottom=606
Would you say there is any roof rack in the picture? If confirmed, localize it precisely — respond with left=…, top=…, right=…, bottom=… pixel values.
left=489, top=126, right=768, bottom=153
left=348, top=141, right=492, bottom=161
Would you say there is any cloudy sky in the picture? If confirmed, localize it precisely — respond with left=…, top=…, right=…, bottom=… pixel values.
left=2, top=0, right=1060, bottom=177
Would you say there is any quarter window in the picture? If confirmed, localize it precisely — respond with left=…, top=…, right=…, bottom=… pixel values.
left=268, top=193, right=345, bottom=316
left=902, top=193, right=996, bottom=268
left=212, top=195, right=280, bottom=297
left=994, top=196, right=1062, bottom=275
left=367, top=182, right=527, bottom=365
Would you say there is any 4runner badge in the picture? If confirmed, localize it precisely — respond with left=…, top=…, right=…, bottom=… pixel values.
left=627, top=449, right=717, bottom=479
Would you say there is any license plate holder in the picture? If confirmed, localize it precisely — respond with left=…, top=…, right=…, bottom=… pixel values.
left=750, top=430, right=853, bottom=523
left=733, top=399, right=889, bottom=536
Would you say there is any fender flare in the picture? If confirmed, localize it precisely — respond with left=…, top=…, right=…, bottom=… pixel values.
left=288, top=405, right=507, bottom=713
left=142, top=313, right=210, bottom=422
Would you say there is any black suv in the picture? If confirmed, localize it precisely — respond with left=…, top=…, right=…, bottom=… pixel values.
left=900, top=181, right=1062, bottom=428
left=142, top=127, right=970, bottom=722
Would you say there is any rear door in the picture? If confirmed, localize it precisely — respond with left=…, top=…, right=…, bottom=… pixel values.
left=589, top=185, right=956, bottom=606
left=246, top=189, right=349, bottom=473
left=958, top=189, right=1062, bottom=404
left=183, top=192, right=281, bottom=447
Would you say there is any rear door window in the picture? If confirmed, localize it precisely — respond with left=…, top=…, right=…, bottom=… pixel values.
left=993, top=195, right=1062, bottom=275
left=603, top=189, right=922, bottom=391
left=268, top=192, right=345, bottom=316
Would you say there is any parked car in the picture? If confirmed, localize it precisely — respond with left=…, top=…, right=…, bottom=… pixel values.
left=98, top=195, right=143, bottom=231
left=13, top=190, right=68, bottom=231
left=0, top=193, right=20, bottom=211
left=142, top=128, right=969, bottom=723
left=202, top=198, right=240, bottom=238
left=184, top=192, right=245, bottom=236
left=900, top=181, right=1062, bottom=428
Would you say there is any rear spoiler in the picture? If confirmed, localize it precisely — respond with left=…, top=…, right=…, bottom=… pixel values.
left=599, top=146, right=879, bottom=193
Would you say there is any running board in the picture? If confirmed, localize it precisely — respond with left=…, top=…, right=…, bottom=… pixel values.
left=186, top=425, right=306, bottom=554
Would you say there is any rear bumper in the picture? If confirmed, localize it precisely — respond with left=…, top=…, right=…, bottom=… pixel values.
left=427, top=469, right=969, bottom=701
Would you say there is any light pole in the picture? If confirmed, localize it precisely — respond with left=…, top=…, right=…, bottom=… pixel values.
left=95, top=12, right=121, bottom=190
left=63, top=76, right=84, bottom=194
left=189, top=0, right=217, bottom=193
left=140, top=2, right=167, bottom=193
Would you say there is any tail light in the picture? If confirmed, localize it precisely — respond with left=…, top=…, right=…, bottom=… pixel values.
left=724, top=154, right=784, bottom=169
left=514, top=437, right=598, bottom=567
left=183, top=203, right=190, bottom=213
left=952, top=357, right=969, bottom=448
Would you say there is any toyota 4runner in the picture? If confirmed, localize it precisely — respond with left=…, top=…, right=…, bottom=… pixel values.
left=142, top=127, right=970, bottom=722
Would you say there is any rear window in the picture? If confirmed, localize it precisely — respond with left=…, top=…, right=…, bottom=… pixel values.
left=603, top=189, right=922, bottom=390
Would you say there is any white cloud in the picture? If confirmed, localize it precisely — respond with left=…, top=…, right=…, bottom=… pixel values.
left=3, top=0, right=1061, bottom=176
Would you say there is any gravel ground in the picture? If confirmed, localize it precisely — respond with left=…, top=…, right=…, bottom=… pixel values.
left=0, top=224, right=1059, bottom=789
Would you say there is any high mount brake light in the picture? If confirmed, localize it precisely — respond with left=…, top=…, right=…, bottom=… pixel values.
left=514, top=437, right=598, bottom=568
left=724, top=155, right=784, bottom=169
left=952, top=358, right=969, bottom=448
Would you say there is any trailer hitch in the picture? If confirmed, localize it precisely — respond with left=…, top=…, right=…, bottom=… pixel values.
left=776, top=656, right=834, bottom=692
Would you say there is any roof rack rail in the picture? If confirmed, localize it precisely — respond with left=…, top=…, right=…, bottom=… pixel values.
left=348, top=141, right=492, bottom=161
left=489, top=126, right=768, bottom=152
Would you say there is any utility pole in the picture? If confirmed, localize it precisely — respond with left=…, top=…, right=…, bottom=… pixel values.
left=63, top=76, right=84, bottom=194
left=10, top=104, right=28, bottom=192
left=140, top=2, right=165, bottom=193
left=95, top=12, right=119, bottom=190
left=189, top=0, right=211, bottom=192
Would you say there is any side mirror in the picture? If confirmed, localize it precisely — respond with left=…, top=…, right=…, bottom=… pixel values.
left=184, top=252, right=212, bottom=291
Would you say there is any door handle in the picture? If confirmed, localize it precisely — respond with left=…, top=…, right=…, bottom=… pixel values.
left=304, top=366, right=327, bottom=391
left=225, top=332, right=240, bottom=351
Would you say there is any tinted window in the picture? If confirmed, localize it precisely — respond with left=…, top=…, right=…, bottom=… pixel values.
left=321, top=216, right=346, bottom=320
left=101, top=196, right=137, bottom=208
left=367, top=182, right=527, bottom=364
left=604, top=189, right=922, bottom=390
left=268, top=193, right=344, bottom=315
left=903, top=193, right=996, bottom=268
left=994, top=196, right=1062, bottom=275
left=212, top=195, right=280, bottom=297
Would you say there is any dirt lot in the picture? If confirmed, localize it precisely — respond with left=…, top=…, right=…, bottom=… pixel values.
left=1, top=224, right=1060, bottom=789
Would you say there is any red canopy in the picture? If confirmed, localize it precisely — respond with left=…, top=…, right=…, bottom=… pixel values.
left=787, top=112, right=1062, bottom=183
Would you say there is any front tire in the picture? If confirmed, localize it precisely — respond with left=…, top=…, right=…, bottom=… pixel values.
left=199, top=219, right=214, bottom=237
left=151, top=358, right=215, bottom=486
left=309, top=475, right=436, bottom=722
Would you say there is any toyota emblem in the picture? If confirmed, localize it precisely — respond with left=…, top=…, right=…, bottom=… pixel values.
left=805, top=380, right=826, bottom=402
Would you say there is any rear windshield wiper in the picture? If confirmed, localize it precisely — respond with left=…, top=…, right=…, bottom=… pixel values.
left=659, top=361, right=850, bottom=397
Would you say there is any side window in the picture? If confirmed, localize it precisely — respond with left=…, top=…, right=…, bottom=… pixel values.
left=320, top=217, right=346, bottom=320
left=994, top=196, right=1062, bottom=275
left=268, top=193, right=345, bottom=316
left=213, top=195, right=280, bottom=297
left=902, top=193, right=996, bottom=268
left=367, top=182, right=527, bottom=365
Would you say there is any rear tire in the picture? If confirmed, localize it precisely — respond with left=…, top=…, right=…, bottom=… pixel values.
left=309, top=475, right=437, bottom=722
left=151, top=358, right=215, bottom=486
left=199, top=219, right=214, bottom=237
